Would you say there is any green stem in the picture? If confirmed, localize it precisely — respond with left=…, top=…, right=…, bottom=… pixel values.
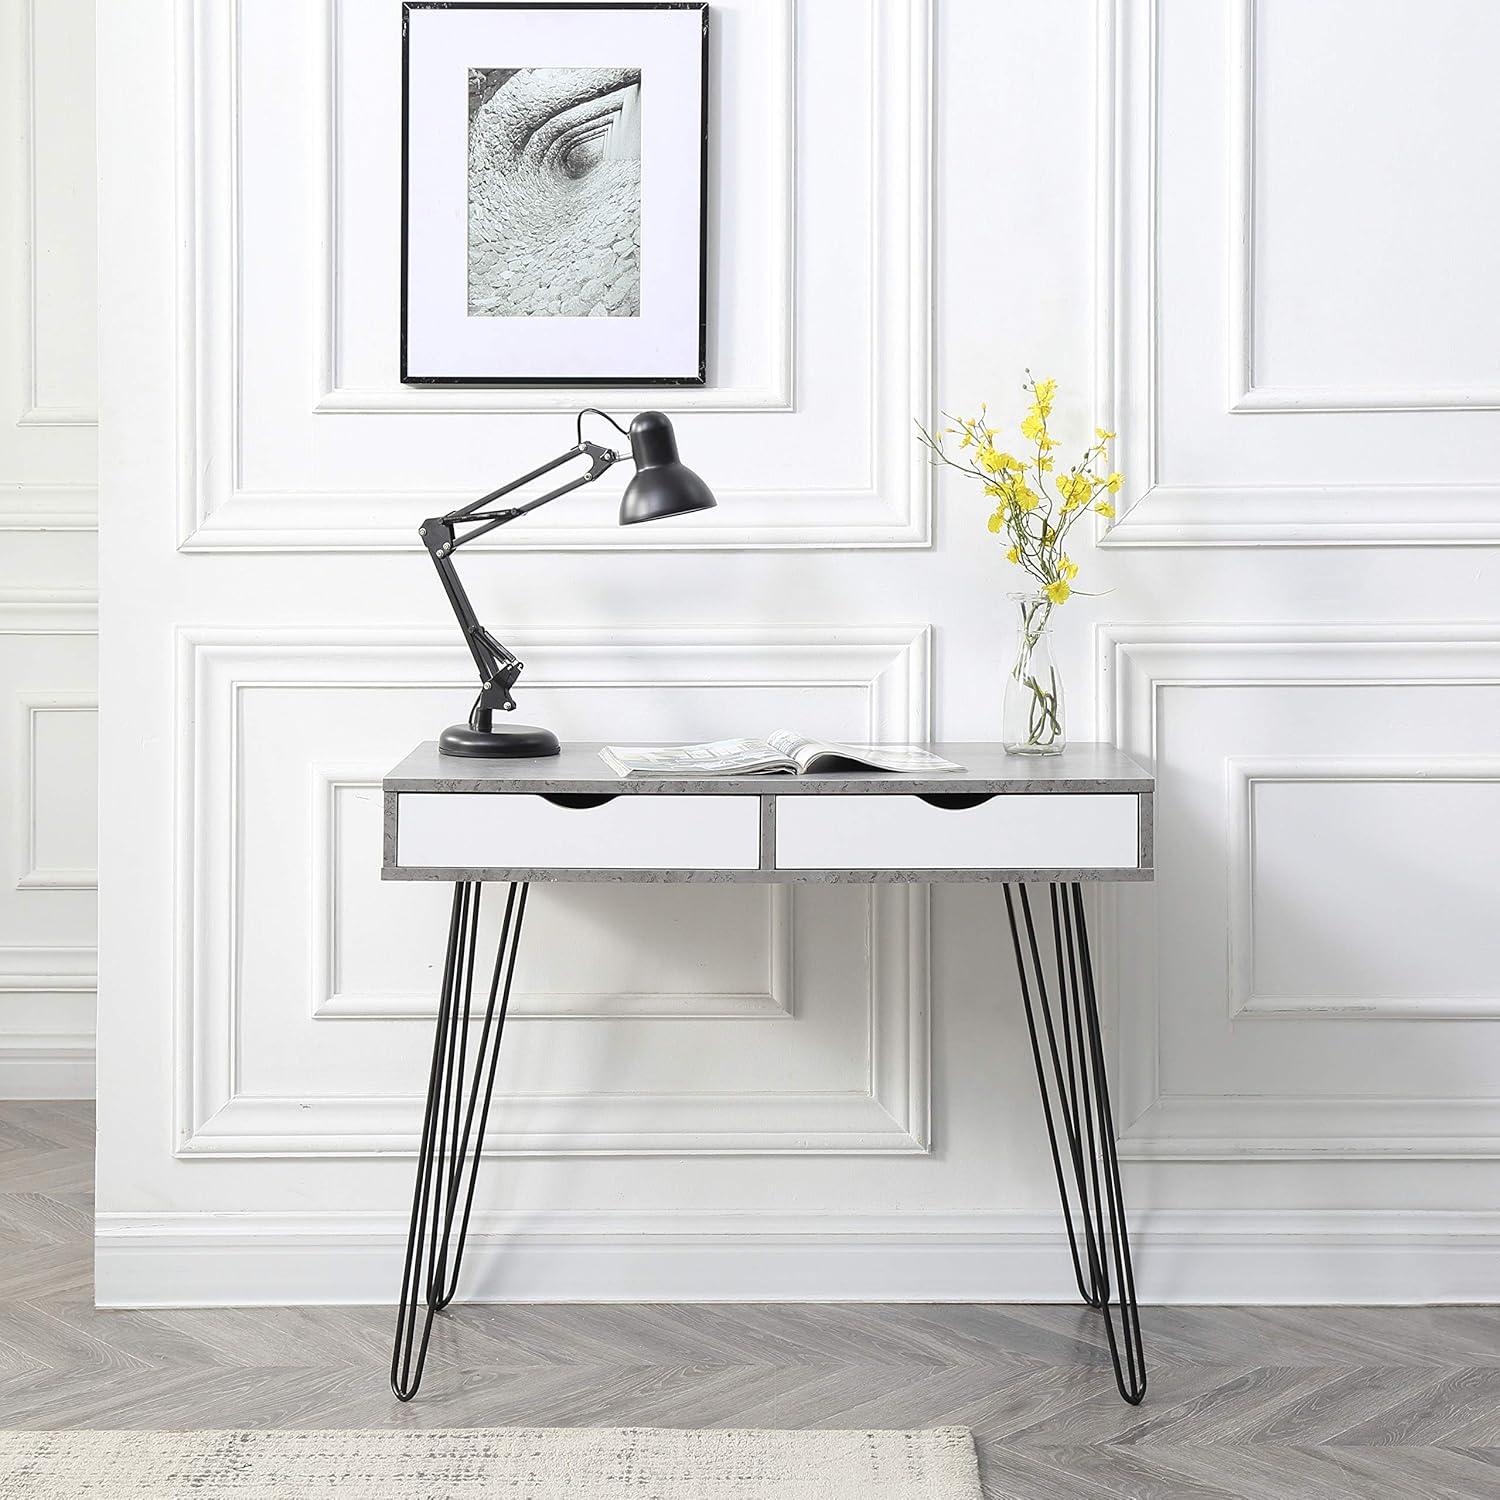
left=1010, top=600, right=1063, bottom=749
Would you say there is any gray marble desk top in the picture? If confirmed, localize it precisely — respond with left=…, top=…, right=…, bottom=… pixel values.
left=384, top=741, right=1153, bottom=796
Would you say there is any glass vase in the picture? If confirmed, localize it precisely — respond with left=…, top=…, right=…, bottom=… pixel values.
left=1003, top=592, right=1066, bottom=756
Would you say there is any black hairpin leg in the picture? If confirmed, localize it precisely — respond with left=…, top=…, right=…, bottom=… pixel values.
left=390, top=879, right=529, bottom=1401
left=1004, top=881, right=1147, bottom=1405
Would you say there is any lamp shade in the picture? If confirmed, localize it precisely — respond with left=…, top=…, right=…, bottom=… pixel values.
left=618, top=411, right=717, bottom=525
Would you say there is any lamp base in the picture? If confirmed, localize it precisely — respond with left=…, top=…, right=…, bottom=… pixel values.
left=438, top=723, right=561, bottom=759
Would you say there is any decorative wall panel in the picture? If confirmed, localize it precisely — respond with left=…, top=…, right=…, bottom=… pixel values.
left=176, top=626, right=932, bottom=1157
left=0, top=0, right=96, bottom=529
left=1097, top=0, right=1500, bottom=546
left=0, top=601, right=96, bottom=1096
left=1101, top=625, right=1500, bottom=1159
left=177, top=0, right=935, bottom=551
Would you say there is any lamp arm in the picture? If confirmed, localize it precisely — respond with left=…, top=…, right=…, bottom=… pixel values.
left=419, top=440, right=623, bottom=722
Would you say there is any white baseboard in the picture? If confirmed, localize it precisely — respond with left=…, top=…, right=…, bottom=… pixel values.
left=94, top=1209, right=1500, bottom=1308
left=0, top=1035, right=95, bottom=1099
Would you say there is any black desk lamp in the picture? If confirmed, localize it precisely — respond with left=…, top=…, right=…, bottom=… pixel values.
left=421, top=408, right=716, bottom=758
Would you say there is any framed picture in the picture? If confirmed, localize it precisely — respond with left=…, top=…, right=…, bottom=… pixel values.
left=401, top=2, right=709, bottom=387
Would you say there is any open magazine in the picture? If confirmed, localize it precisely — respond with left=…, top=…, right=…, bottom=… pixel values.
left=599, top=730, right=963, bottom=778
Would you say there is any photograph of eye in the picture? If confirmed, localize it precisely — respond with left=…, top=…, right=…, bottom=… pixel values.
left=467, top=67, right=643, bottom=319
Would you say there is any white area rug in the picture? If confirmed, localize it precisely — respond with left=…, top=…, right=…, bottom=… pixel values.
left=0, top=1427, right=982, bottom=1498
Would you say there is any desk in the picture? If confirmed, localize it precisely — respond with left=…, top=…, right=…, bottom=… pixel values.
left=382, top=741, right=1154, bottom=1404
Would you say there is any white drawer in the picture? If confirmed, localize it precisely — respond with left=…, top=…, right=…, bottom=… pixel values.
left=395, top=793, right=761, bottom=871
left=774, top=793, right=1140, bottom=872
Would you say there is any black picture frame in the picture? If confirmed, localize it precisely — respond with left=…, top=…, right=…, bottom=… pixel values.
left=400, top=1, right=710, bottom=388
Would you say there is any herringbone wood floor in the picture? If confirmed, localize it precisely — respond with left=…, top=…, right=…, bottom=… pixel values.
left=2, top=1104, right=1498, bottom=1498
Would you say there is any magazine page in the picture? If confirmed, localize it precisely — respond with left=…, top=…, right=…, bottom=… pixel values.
left=599, top=738, right=794, bottom=777
left=764, top=730, right=963, bottom=775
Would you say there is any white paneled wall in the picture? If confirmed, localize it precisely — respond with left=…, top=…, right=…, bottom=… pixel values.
left=0, top=0, right=97, bottom=1097
left=90, top=0, right=1500, bottom=1304
left=1107, top=0, right=1500, bottom=543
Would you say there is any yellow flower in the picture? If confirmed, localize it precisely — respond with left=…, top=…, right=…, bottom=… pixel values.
left=1044, top=579, right=1071, bottom=606
left=1057, top=473, right=1092, bottom=511
left=958, top=429, right=973, bottom=449
left=983, top=482, right=1005, bottom=498
left=1039, top=454, right=1054, bottom=471
left=987, top=509, right=1005, bottom=533
left=1020, top=411, right=1046, bottom=442
left=1032, top=378, right=1057, bottom=416
left=1094, top=499, right=1115, bottom=519
left=1005, top=545, right=1020, bottom=565
left=1105, top=471, right=1124, bottom=494
left=1012, top=483, right=1040, bottom=512
left=1059, top=555, right=1079, bottom=580
left=977, top=447, right=1009, bottom=474
left=1095, top=427, right=1116, bottom=441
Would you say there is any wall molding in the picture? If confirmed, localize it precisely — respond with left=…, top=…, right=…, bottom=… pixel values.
left=95, top=1207, right=1500, bottom=1308
left=314, top=0, right=796, bottom=416
left=1098, top=622, right=1500, bottom=1158
left=0, top=592, right=97, bottom=637
left=1226, top=0, right=1500, bottom=415
left=0, top=484, right=96, bottom=531
left=0, top=943, right=96, bottom=995
left=176, top=0, right=935, bottom=552
left=0, top=946, right=95, bottom=1100
left=12, top=690, right=97, bottom=890
left=174, top=625, right=932, bottom=1158
left=1118, top=1096, right=1500, bottom=1163
left=0, top=599, right=98, bottom=1099
left=1094, top=0, right=1500, bottom=547
left=12, top=0, right=97, bottom=428
left=309, top=765, right=795, bottom=1021
left=1226, top=755, right=1500, bottom=1021
left=1, top=2, right=97, bottom=529
left=0, top=1030, right=93, bottom=1099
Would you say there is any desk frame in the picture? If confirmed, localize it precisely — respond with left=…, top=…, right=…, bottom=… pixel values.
left=382, top=744, right=1152, bottom=1407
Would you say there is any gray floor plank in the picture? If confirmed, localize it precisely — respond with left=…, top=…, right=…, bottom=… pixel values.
left=1278, top=1441, right=1500, bottom=1500
left=1035, top=1442, right=1245, bottom=1500
left=3, top=1102, right=1500, bottom=1499
left=1132, top=1441, right=1362, bottom=1500
left=1233, top=1364, right=1452, bottom=1446
left=1327, top=1365, right=1500, bottom=1448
